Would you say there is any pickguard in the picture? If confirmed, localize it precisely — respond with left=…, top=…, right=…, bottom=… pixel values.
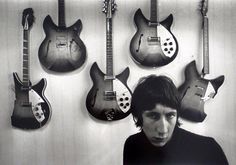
left=113, top=79, right=131, bottom=113
left=184, top=81, right=216, bottom=103
left=157, top=25, right=177, bottom=58
left=202, top=82, right=216, bottom=101
left=29, top=89, right=45, bottom=122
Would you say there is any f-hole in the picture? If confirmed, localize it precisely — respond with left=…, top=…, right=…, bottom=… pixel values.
left=136, top=34, right=144, bottom=52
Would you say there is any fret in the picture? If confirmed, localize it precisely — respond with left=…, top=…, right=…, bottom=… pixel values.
left=150, top=0, right=158, bottom=23
left=23, top=49, right=28, bottom=54
left=22, top=29, right=30, bottom=84
left=58, top=0, right=66, bottom=27
left=23, top=61, right=28, bottom=66
left=106, top=18, right=113, bottom=77
left=23, top=42, right=28, bottom=47
left=203, top=16, right=209, bottom=75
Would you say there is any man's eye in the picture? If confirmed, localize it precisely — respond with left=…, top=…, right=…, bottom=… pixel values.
left=166, top=113, right=176, bottom=119
left=147, top=113, right=160, bottom=120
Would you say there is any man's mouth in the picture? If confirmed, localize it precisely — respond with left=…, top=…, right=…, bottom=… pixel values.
left=152, top=137, right=168, bottom=143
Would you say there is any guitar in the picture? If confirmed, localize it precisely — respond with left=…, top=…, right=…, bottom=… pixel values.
left=12, top=8, right=51, bottom=129
left=129, top=0, right=178, bottom=67
left=178, top=0, right=224, bottom=122
left=86, top=0, right=132, bottom=121
left=38, top=0, right=86, bottom=72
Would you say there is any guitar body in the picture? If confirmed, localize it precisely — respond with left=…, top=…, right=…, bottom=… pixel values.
left=38, top=15, right=86, bottom=72
left=86, top=62, right=132, bottom=121
left=178, top=61, right=224, bottom=122
left=130, top=9, right=178, bottom=67
left=12, top=73, right=51, bottom=129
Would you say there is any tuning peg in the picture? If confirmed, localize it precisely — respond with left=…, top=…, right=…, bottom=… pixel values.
left=112, top=4, right=117, bottom=10
left=102, top=8, right=107, bottom=13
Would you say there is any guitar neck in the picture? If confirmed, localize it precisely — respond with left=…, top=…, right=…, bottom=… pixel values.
left=150, top=0, right=159, bottom=23
left=203, top=16, right=209, bottom=75
left=106, top=17, right=114, bottom=79
left=58, top=0, right=66, bottom=27
left=22, top=30, right=30, bottom=87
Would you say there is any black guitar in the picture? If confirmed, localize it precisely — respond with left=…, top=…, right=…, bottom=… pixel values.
left=86, top=0, right=132, bottom=121
left=12, top=8, right=51, bottom=129
left=38, top=0, right=86, bottom=72
left=178, top=0, right=224, bottom=122
left=130, top=0, right=178, bottom=67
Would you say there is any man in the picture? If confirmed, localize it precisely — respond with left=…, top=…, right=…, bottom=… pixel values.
left=123, top=75, right=228, bottom=165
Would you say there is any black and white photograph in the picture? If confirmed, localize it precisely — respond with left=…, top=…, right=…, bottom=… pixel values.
left=0, top=0, right=235, bottom=164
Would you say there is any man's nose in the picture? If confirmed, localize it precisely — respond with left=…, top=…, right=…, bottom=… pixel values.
left=155, top=117, right=168, bottom=134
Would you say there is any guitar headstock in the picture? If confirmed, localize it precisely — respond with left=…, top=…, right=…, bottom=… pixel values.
left=200, top=0, right=208, bottom=16
left=102, top=0, right=117, bottom=18
left=22, top=8, right=35, bottom=30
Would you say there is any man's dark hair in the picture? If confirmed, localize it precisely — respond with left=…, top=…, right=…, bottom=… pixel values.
left=131, top=75, right=181, bottom=127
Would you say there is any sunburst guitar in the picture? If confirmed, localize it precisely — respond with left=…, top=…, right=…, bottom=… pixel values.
left=86, top=0, right=132, bottom=121
left=130, top=0, right=178, bottom=67
left=38, top=0, right=86, bottom=72
left=12, top=8, right=51, bottom=129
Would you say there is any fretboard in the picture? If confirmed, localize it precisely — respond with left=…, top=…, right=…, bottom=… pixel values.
left=203, top=16, right=209, bottom=75
left=58, top=0, right=66, bottom=27
left=106, top=18, right=113, bottom=78
left=150, top=0, right=159, bottom=23
left=22, top=30, right=30, bottom=87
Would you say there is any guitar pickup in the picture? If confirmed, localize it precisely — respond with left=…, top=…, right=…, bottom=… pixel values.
left=104, top=75, right=115, bottom=80
left=147, top=37, right=160, bottom=45
left=56, top=36, right=67, bottom=48
left=21, top=86, right=31, bottom=91
left=148, top=22, right=159, bottom=26
left=21, top=102, right=32, bottom=107
left=104, top=91, right=116, bottom=101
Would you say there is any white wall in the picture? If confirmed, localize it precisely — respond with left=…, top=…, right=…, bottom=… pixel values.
left=0, top=0, right=235, bottom=164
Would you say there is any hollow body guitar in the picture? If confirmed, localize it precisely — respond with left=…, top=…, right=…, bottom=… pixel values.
left=38, top=0, right=86, bottom=72
left=130, top=0, right=178, bottom=67
left=12, top=8, right=51, bottom=129
left=86, top=0, right=132, bottom=121
left=178, top=0, right=224, bottom=122
left=86, top=63, right=131, bottom=121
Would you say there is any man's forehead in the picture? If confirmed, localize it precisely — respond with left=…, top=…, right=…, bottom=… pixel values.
left=146, top=104, right=177, bottom=113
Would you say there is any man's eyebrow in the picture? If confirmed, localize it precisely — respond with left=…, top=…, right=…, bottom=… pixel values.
left=165, top=111, right=177, bottom=114
left=145, top=111, right=160, bottom=115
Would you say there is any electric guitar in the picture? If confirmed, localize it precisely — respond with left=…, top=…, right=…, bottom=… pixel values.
left=129, top=0, right=178, bottom=67
left=38, top=0, right=86, bottom=72
left=86, top=0, right=132, bottom=121
left=12, top=8, right=51, bottom=129
left=178, top=0, right=224, bottom=122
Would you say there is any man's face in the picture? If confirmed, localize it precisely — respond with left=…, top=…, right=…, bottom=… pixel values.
left=142, top=103, right=177, bottom=147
